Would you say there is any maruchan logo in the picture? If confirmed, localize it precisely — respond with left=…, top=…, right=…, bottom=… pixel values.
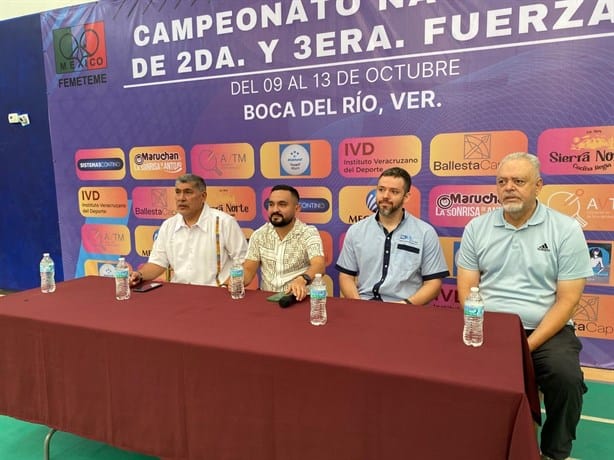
left=436, top=192, right=498, bottom=209
left=77, top=158, right=123, bottom=171
left=135, top=151, right=181, bottom=165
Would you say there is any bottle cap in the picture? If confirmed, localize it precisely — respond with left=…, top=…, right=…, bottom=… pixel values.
left=43, top=252, right=50, bottom=256
left=470, top=286, right=479, bottom=292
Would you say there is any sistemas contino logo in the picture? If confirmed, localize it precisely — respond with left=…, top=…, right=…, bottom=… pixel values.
left=53, top=21, right=108, bottom=88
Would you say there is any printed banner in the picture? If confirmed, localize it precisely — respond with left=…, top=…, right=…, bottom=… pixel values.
left=41, top=0, right=614, bottom=368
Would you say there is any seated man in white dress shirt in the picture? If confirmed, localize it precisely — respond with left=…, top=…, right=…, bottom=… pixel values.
left=129, top=173, right=247, bottom=287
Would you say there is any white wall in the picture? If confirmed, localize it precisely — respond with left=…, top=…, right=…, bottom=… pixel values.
left=0, top=0, right=97, bottom=21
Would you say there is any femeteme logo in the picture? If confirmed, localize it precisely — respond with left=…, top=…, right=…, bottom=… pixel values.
left=53, top=21, right=107, bottom=74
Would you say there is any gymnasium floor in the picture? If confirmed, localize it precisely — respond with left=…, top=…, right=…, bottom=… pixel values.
left=558, top=367, right=614, bottom=460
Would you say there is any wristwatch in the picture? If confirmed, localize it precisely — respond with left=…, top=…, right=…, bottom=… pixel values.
left=299, top=273, right=312, bottom=285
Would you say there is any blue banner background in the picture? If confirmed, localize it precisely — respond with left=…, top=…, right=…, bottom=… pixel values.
left=40, top=0, right=614, bottom=367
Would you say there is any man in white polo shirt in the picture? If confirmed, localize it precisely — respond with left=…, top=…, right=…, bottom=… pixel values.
left=457, top=152, right=593, bottom=460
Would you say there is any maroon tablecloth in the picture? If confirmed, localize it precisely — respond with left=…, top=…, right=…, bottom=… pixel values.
left=0, top=276, right=540, bottom=460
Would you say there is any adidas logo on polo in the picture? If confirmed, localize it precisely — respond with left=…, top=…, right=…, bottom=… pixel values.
left=537, top=243, right=550, bottom=252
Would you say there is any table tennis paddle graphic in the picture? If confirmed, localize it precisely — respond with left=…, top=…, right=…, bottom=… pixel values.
left=198, top=149, right=222, bottom=176
left=545, top=190, right=588, bottom=227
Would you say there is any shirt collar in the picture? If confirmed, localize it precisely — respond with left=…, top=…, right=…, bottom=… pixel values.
left=173, top=204, right=209, bottom=232
left=494, top=200, right=544, bottom=229
left=375, top=210, right=407, bottom=230
left=267, top=218, right=303, bottom=239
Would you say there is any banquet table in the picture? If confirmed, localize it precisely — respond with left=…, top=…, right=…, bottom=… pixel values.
left=0, top=276, right=540, bottom=460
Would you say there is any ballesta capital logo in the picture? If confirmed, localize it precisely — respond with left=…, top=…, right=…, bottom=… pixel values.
left=53, top=21, right=107, bottom=74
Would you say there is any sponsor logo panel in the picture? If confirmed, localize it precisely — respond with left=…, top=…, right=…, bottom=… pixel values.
left=191, top=143, right=255, bottom=179
left=540, top=185, right=614, bottom=231
left=338, top=135, right=421, bottom=178
left=75, top=148, right=126, bottom=180
left=430, top=283, right=461, bottom=309
left=83, top=259, right=132, bottom=277
left=574, top=294, right=614, bottom=340
left=538, top=126, right=614, bottom=175
left=208, top=186, right=256, bottom=221
left=430, top=130, right=527, bottom=176
left=53, top=21, right=107, bottom=74
left=134, top=225, right=160, bottom=258
left=81, top=224, right=131, bottom=255
left=132, top=187, right=176, bottom=219
left=260, top=140, right=331, bottom=178
left=78, top=187, right=128, bottom=218
left=261, top=186, right=332, bottom=224
left=438, top=237, right=461, bottom=279
left=429, top=185, right=499, bottom=228
left=319, top=230, right=334, bottom=267
left=587, top=241, right=612, bottom=286
left=129, top=145, right=186, bottom=179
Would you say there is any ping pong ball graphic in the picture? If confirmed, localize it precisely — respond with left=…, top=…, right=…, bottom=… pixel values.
left=99, top=263, right=115, bottom=277
left=280, top=144, right=310, bottom=176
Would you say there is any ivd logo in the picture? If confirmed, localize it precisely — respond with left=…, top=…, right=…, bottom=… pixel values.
left=53, top=21, right=107, bottom=74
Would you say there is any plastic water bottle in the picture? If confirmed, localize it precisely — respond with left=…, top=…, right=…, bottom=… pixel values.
left=463, top=286, right=484, bottom=347
left=39, top=253, right=56, bottom=293
left=310, top=274, right=327, bottom=326
left=115, top=257, right=131, bottom=300
left=229, top=259, right=245, bottom=299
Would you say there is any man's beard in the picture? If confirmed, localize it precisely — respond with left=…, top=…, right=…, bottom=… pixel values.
left=377, top=201, right=402, bottom=217
left=269, top=213, right=292, bottom=227
left=502, top=202, right=524, bottom=214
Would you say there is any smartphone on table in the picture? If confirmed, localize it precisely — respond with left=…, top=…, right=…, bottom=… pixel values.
left=133, top=282, right=163, bottom=293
